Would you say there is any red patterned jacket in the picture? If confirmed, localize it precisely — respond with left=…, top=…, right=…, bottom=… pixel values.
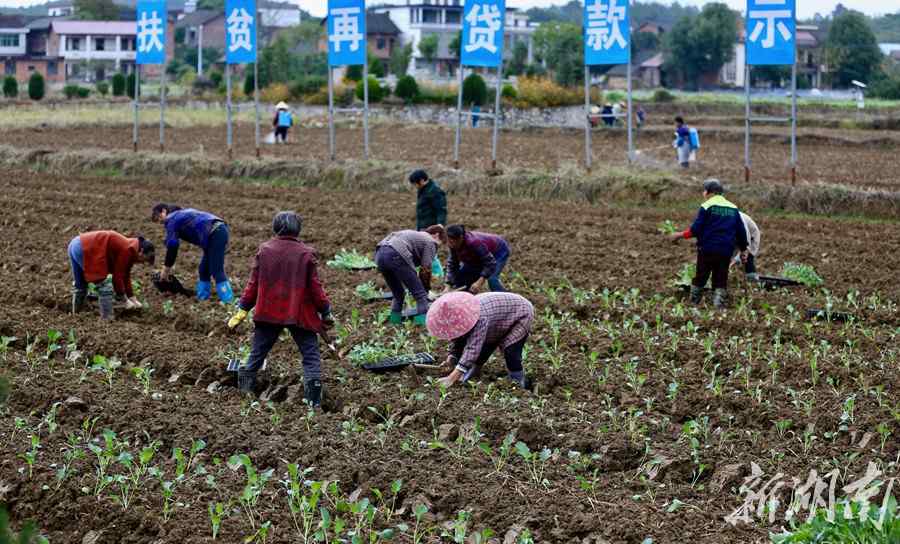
left=238, top=236, right=330, bottom=331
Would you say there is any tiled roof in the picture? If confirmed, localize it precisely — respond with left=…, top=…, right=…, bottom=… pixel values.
left=50, top=20, right=136, bottom=35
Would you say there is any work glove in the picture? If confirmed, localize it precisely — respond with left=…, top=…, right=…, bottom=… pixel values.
left=228, top=309, right=249, bottom=329
left=125, top=297, right=143, bottom=310
left=321, top=310, right=335, bottom=330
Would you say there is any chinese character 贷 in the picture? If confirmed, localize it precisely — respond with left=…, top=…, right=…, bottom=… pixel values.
left=227, top=8, right=254, bottom=53
left=137, top=10, right=164, bottom=54
left=586, top=0, right=627, bottom=52
left=329, top=7, right=364, bottom=53
left=464, top=4, right=502, bottom=54
left=748, top=0, right=793, bottom=50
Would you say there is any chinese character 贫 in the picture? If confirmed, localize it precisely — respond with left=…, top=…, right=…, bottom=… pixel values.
left=227, top=8, right=254, bottom=53
left=464, top=4, right=502, bottom=54
left=329, top=7, right=364, bottom=53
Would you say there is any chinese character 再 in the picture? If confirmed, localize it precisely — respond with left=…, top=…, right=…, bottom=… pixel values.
left=137, top=10, right=164, bottom=54
left=748, top=0, right=793, bottom=49
left=464, top=4, right=502, bottom=54
left=329, top=7, right=364, bottom=53
left=586, top=0, right=626, bottom=52
left=227, top=8, right=254, bottom=53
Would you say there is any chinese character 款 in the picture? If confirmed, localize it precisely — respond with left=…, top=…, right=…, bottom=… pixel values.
left=464, top=4, right=502, bottom=54
left=586, top=0, right=627, bottom=52
left=748, top=0, right=793, bottom=49
left=329, top=7, right=364, bottom=53
left=227, top=8, right=254, bottom=53
left=137, top=10, right=164, bottom=53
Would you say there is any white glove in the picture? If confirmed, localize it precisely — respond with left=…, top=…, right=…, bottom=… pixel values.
left=125, top=297, right=143, bottom=310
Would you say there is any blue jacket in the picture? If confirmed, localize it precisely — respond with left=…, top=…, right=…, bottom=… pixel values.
left=676, top=125, right=690, bottom=147
left=164, top=209, right=223, bottom=251
left=687, top=195, right=748, bottom=257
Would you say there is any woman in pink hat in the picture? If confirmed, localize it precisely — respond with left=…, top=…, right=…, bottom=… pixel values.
left=426, top=291, right=534, bottom=389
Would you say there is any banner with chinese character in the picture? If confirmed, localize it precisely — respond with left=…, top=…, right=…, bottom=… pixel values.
left=461, top=0, right=505, bottom=68
left=746, top=0, right=796, bottom=65
left=136, top=0, right=166, bottom=65
left=583, top=0, right=629, bottom=66
left=225, top=0, right=257, bottom=64
left=327, top=0, right=366, bottom=66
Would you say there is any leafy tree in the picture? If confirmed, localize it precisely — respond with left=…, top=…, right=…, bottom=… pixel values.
left=2, top=76, right=17, bottom=98
left=111, top=72, right=126, bottom=96
left=198, top=0, right=224, bottom=10
left=394, top=75, right=419, bottom=103
left=507, top=41, right=529, bottom=76
left=389, top=43, right=412, bottom=76
left=183, top=47, right=223, bottom=74
left=825, top=11, right=883, bottom=87
left=449, top=31, right=461, bottom=59
left=751, top=65, right=791, bottom=87
left=462, top=73, right=487, bottom=106
left=74, top=0, right=119, bottom=20
left=28, top=72, right=44, bottom=101
left=345, top=64, right=363, bottom=81
left=243, top=70, right=256, bottom=96
left=418, top=34, right=439, bottom=68
left=663, top=3, right=737, bottom=89
left=126, top=72, right=137, bottom=99
left=368, top=52, right=386, bottom=78
left=355, top=76, right=387, bottom=102
left=532, top=22, right=583, bottom=87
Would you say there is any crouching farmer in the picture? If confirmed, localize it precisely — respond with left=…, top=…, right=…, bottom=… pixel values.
left=426, top=291, right=533, bottom=389
left=670, top=179, right=748, bottom=308
left=68, top=231, right=155, bottom=319
left=376, top=230, right=438, bottom=325
left=227, top=212, right=333, bottom=406
left=734, top=211, right=761, bottom=282
left=430, top=225, right=511, bottom=293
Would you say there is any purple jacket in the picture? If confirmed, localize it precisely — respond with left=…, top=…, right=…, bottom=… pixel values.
left=448, top=231, right=509, bottom=281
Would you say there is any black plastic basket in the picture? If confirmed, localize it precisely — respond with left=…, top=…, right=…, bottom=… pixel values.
left=362, top=353, right=436, bottom=373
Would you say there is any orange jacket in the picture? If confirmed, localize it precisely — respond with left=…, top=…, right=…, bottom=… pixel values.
left=79, top=231, right=140, bottom=296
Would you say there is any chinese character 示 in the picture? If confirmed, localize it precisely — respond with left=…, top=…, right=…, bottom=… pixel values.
left=586, top=0, right=626, bottom=52
left=464, top=4, right=502, bottom=54
left=329, top=7, right=364, bottom=53
left=137, top=10, right=164, bottom=53
left=227, top=8, right=254, bottom=52
left=748, top=0, right=793, bottom=49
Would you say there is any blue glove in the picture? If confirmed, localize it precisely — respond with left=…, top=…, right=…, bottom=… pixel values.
left=431, top=257, right=444, bottom=278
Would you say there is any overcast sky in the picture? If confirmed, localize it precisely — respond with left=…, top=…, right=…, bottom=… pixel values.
left=0, top=0, right=892, bottom=20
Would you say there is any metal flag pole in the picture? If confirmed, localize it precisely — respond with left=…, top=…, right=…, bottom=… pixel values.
left=453, top=65, right=463, bottom=169
left=790, top=40, right=798, bottom=186
left=159, top=67, right=166, bottom=152
left=584, top=65, right=591, bottom=170
left=197, top=24, right=203, bottom=74
left=133, top=65, right=140, bottom=152
left=363, top=60, right=369, bottom=159
left=626, top=54, right=633, bottom=163
left=744, top=64, right=751, bottom=183
left=490, top=64, right=502, bottom=170
left=253, top=4, right=260, bottom=159
left=226, top=63, right=233, bottom=159
left=327, top=66, right=335, bottom=161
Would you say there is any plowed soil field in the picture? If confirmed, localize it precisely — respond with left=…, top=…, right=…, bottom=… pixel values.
left=0, top=166, right=898, bottom=543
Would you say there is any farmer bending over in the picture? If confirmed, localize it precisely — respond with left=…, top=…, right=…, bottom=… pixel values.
left=68, top=231, right=155, bottom=319
left=427, top=291, right=533, bottom=389
left=151, top=203, right=233, bottom=303
left=429, top=224, right=510, bottom=293
left=376, top=230, right=438, bottom=326
left=734, top=212, right=761, bottom=282
left=670, top=179, right=748, bottom=308
left=227, top=212, right=333, bottom=406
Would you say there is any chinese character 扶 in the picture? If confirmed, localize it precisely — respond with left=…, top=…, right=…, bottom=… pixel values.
left=227, top=8, right=254, bottom=53
left=137, top=10, right=164, bottom=54
left=329, top=7, right=364, bottom=53
left=748, top=0, right=793, bottom=49
left=464, top=4, right=502, bottom=54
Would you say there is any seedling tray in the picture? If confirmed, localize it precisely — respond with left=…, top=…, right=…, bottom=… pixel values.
left=362, top=353, right=436, bottom=373
left=758, top=275, right=802, bottom=289
left=806, top=309, right=855, bottom=323
left=227, top=358, right=267, bottom=373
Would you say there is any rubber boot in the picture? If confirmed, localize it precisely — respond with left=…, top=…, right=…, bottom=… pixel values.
left=508, top=370, right=526, bottom=389
left=689, top=286, right=703, bottom=305
left=304, top=379, right=323, bottom=408
left=238, top=370, right=257, bottom=394
left=196, top=281, right=212, bottom=301
left=413, top=314, right=427, bottom=326
left=746, top=273, right=759, bottom=282
left=98, top=279, right=114, bottom=321
left=215, top=280, right=234, bottom=304
left=713, top=288, right=727, bottom=309
left=71, top=287, right=87, bottom=314
left=388, top=311, right=403, bottom=325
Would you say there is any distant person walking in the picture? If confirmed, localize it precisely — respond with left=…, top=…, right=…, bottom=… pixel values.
left=674, top=116, right=691, bottom=168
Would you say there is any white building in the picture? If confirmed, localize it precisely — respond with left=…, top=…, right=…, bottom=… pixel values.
left=0, top=20, right=28, bottom=56
left=51, top=20, right=137, bottom=81
left=259, top=1, right=302, bottom=28
left=370, top=0, right=535, bottom=77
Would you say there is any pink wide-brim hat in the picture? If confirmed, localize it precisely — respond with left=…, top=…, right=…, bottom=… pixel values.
left=426, top=292, right=481, bottom=340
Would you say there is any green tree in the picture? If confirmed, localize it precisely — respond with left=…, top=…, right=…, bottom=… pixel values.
left=394, top=74, right=419, bottom=103
left=532, top=22, right=583, bottom=86
left=631, top=31, right=660, bottom=56
left=751, top=65, right=791, bottom=87
left=2, top=76, right=17, bottom=98
left=390, top=43, right=413, bottom=76
left=507, top=41, right=529, bottom=76
left=449, top=31, right=461, bottom=59
left=355, top=76, right=387, bottom=102
left=243, top=70, right=256, bottom=96
left=126, top=72, right=137, bottom=99
left=111, top=72, right=126, bottom=96
left=825, top=11, right=884, bottom=87
left=74, top=0, right=119, bottom=20
left=664, top=3, right=738, bottom=89
left=418, top=34, right=439, bottom=70
left=462, top=73, right=487, bottom=106
left=345, top=64, right=363, bottom=81
left=368, top=52, right=386, bottom=78
left=198, top=0, right=225, bottom=10
left=28, top=72, right=45, bottom=101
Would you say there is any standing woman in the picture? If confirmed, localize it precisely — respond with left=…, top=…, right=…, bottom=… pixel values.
left=428, top=224, right=511, bottom=293
left=151, top=203, right=233, bottom=303
left=375, top=229, right=438, bottom=325
left=68, top=230, right=155, bottom=319
left=273, top=102, right=293, bottom=144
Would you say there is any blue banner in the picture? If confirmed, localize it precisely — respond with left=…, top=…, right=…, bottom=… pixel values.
left=327, top=0, right=366, bottom=66
left=746, top=0, right=796, bottom=66
left=136, top=0, right=166, bottom=65
left=584, top=0, right=630, bottom=66
left=225, top=0, right=257, bottom=64
left=461, top=0, right=505, bottom=68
